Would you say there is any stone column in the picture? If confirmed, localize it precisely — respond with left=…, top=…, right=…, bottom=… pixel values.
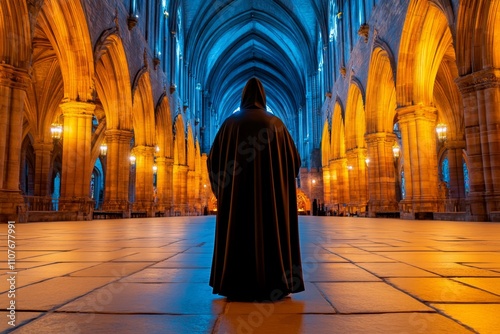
left=331, top=158, right=349, bottom=215
left=173, top=164, right=188, bottom=215
left=322, top=167, right=331, bottom=206
left=397, top=105, right=439, bottom=218
left=32, top=140, right=53, bottom=196
left=102, top=129, right=133, bottom=214
left=155, top=157, right=174, bottom=215
left=132, top=145, right=156, bottom=216
left=58, top=101, right=95, bottom=219
left=365, top=132, right=399, bottom=216
left=445, top=139, right=466, bottom=212
left=0, top=64, right=30, bottom=222
left=456, top=68, right=500, bottom=221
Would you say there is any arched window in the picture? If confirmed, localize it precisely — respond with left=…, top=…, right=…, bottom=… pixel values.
left=463, top=160, right=470, bottom=196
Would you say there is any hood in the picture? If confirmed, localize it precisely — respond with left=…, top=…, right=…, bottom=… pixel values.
left=240, top=77, right=266, bottom=111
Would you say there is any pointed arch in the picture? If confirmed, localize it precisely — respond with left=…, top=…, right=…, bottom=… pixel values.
left=94, top=30, right=133, bottom=130
left=36, top=0, right=94, bottom=101
left=456, top=0, right=500, bottom=74
left=0, top=0, right=31, bottom=68
left=173, top=114, right=186, bottom=165
left=366, top=46, right=397, bottom=134
left=344, top=83, right=366, bottom=151
left=397, top=0, right=455, bottom=106
left=186, top=124, right=196, bottom=170
left=132, top=70, right=155, bottom=146
left=330, top=102, right=345, bottom=160
left=321, top=122, right=330, bottom=167
left=155, top=94, right=174, bottom=158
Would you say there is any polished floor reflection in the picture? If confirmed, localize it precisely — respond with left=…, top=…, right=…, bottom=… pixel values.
left=1, top=216, right=500, bottom=333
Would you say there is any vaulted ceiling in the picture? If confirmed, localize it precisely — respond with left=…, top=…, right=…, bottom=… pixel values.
left=178, top=0, right=329, bottom=123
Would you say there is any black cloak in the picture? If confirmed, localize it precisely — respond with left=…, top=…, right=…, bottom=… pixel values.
left=207, top=78, right=304, bottom=301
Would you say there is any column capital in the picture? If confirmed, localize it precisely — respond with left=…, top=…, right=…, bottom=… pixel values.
left=365, top=132, right=398, bottom=144
left=32, top=140, right=54, bottom=152
left=397, top=104, right=437, bottom=123
left=455, top=68, right=500, bottom=94
left=59, top=100, right=96, bottom=116
left=105, top=129, right=134, bottom=143
left=445, top=139, right=466, bottom=150
left=0, top=64, right=30, bottom=90
left=132, top=145, right=156, bottom=157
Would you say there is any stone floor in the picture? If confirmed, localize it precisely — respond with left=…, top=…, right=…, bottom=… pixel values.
left=1, top=216, right=500, bottom=334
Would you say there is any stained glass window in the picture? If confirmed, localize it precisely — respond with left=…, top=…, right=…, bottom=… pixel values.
left=441, top=157, right=450, bottom=185
left=463, top=160, right=470, bottom=195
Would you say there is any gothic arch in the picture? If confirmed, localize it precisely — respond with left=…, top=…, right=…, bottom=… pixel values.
left=131, top=70, right=155, bottom=146
left=397, top=0, right=455, bottom=107
left=173, top=114, right=186, bottom=165
left=321, top=122, right=330, bottom=167
left=36, top=0, right=94, bottom=101
left=330, top=101, right=346, bottom=160
left=366, top=46, right=397, bottom=134
left=155, top=94, right=174, bottom=159
left=344, top=83, right=366, bottom=151
left=0, top=0, right=31, bottom=68
left=456, top=0, right=500, bottom=74
left=94, top=31, right=133, bottom=130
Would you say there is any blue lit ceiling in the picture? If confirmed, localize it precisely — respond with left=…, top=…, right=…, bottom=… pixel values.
left=178, top=0, right=328, bottom=124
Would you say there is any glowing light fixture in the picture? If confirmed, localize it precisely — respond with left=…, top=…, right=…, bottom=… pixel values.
left=50, top=123, right=63, bottom=140
left=163, top=10, right=169, bottom=18
left=129, top=153, right=136, bottom=165
left=392, top=143, right=400, bottom=159
left=365, top=158, right=370, bottom=166
left=436, top=123, right=447, bottom=142
left=100, top=142, right=108, bottom=156
left=152, top=163, right=158, bottom=174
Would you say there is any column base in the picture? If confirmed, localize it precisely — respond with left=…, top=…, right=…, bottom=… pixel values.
left=59, top=197, right=94, bottom=221
left=0, top=190, right=27, bottom=223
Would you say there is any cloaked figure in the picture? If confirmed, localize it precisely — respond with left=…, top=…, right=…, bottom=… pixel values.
left=207, top=78, right=304, bottom=301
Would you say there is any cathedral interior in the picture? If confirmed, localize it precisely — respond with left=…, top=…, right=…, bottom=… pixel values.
left=0, top=0, right=499, bottom=223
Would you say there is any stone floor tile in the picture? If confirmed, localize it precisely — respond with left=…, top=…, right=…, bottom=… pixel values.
left=215, top=313, right=472, bottom=334
left=432, top=304, right=500, bottom=334
left=453, top=277, right=500, bottom=295
left=304, top=263, right=381, bottom=282
left=301, top=252, right=347, bottom=263
left=58, top=282, right=226, bottom=315
left=225, top=282, right=335, bottom=315
left=0, top=311, right=42, bottom=333
left=387, top=277, right=500, bottom=303
left=356, top=262, right=438, bottom=278
left=316, top=282, right=432, bottom=313
left=26, top=250, right=139, bottom=262
left=8, top=313, right=217, bottom=334
left=414, top=262, right=500, bottom=277
left=14, top=262, right=101, bottom=277
left=0, top=277, right=113, bottom=311
left=70, top=262, right=154, bottom=277
left=123, top=268, right=210, bottom=283
left=113, top=252, right=177, bottom=262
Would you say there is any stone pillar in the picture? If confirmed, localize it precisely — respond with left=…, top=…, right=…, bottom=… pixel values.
left=0, top=64, right=30, bottom=222
left=173, top=164, right=188, bottom=215
left=322, top=167, right=331, bottom=205
left=397, top=105, right=439, bottom=218
left=58, top=101, right=95, bottom=220
left=331, top=158, right=349, bottom=215
left=365, top=132, right=399, bottom=216
left=32, top=140, right=53, bottom=196
left=445, top=140, right=466, bottom=212
left=102, top=129, right=133, bottom=214
left=456, top=68, right=500, bottom=221
left=132, top=145, right=156, bottom=216
left=187, top=170, right=196, bottom=215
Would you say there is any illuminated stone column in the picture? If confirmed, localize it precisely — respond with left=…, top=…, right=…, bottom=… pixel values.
left=331, top=158, right=349, bottom=214
left=173, top=164, right=188, bottom=214
left=32, top=140, right=53, bottom=196
left=322, top=167, right=331, bottom=205
left=0, top=64, right=29, bottom=222
left=328, top=161, right=338, bottom=208
left=456, top=68, right=500, bottom=221
left=102, top=129, right=133, bottom=213
left=58, top=101, right=95, bottom=218
left=155, top=157, right=174, bottom=215
left=187, top=170, right=196, bottom=214
left=132, top=145, right=156, bottom=216
left=445, top=140, right=466, bottom=212
left=365, top=132, right=399, bottom=216
left=397, top=105, right=439, bottom=217
left=346, top=148, right=368, bottom=215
